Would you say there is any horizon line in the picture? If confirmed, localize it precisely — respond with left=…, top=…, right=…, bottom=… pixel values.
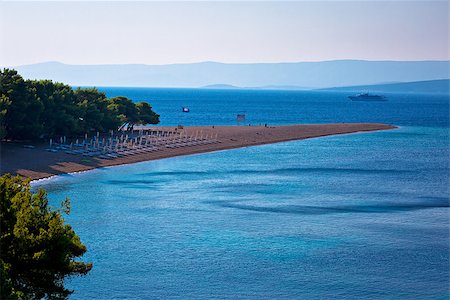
left=68, top=77, right=450, bottom=91
left=6, top=58, right=450, bottom=68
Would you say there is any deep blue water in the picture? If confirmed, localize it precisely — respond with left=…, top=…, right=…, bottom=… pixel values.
left=100, top=88, right=449, bottom=127
left=33, top=89, right=449, bottom=299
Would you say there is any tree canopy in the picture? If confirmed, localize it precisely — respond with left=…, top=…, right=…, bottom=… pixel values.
left=0, top=174, right=92, bottom=299
left=0, top=69, right=160, bottom=140
left=136, top=102, right=160, bottom=125
left=107, top=96, right=139, bottom=124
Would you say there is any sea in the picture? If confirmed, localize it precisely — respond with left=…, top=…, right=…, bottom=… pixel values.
left=32, top=89, right=449, bottom=299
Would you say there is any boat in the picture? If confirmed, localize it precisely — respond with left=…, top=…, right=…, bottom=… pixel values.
left=349, top=92, right=387, bottom=101
left=182, top=107, right=190, bottom=112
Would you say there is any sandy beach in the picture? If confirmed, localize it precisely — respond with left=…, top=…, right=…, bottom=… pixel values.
left=0, top=123, right=396, bottom=180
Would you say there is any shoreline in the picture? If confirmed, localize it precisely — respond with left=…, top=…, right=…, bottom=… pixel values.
left=30, top=127, right=397, bottom=185
left=1, top=123, right=397, bottom=180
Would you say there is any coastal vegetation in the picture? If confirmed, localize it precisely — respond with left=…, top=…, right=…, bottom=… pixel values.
left=0, top=69, right=160, bottom=141
left=0, top=174, right=92, bottom=299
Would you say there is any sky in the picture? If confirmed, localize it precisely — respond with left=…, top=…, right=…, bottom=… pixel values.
left=0, top=1, right=448, bottom=66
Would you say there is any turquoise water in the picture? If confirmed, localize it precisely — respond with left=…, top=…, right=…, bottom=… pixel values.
left=33, top=90, right=449, bottom=299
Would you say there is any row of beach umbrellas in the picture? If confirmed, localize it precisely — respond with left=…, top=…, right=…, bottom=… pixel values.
left=46, top=130, right=220, bottom=159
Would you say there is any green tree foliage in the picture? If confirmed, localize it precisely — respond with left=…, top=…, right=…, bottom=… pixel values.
left=31, top=80, right=80, bottom=137
left=0, top=69, right=160, bottom=140
left=74, top=88, right=120, bottom=133
left=0, top=174, right=92, bottom=299
left=0, top=94, right=10, bottom=140
left=0, top=69, right=44, bottom=139
left=107, top=96, right=139, bottom=124
left=108, top=97, right=160, bottom=126
left=136, top=102, right=160, bottom=125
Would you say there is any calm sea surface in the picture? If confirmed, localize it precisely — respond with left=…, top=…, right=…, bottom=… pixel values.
left=33, top=89, right=449, bottom=299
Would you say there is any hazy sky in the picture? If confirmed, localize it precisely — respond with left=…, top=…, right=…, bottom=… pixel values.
left=0, top=1, right=448, bottom=66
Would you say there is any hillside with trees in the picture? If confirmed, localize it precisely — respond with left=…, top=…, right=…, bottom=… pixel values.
left=0, top=69, right=159, bottom=141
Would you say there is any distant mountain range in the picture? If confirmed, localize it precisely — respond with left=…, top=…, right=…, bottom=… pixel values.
left=203, top=80, right=450, bottom=94
left=9, top=60, right=450, bottom=89
left=320, top=79, right=450, bottom=94
left=202, top=84, right=311, bottom=90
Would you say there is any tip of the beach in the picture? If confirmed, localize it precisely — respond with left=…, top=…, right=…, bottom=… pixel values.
left=1, top=123, right=396, bottom=180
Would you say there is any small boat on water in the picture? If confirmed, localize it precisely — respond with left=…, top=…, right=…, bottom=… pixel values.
left=182, top=107, right=190, bottom=112
left=349, top=92, right=387, bottom=101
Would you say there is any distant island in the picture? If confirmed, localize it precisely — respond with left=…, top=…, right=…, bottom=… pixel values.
left=202, top=84, right=240, bottom=89
left=8, top=60, right=450, bottom=89
left=201, top=84, right=309, bottom=90
left=200, top=80, right=450, bottom=94
left=320, top=79, right=450, bottom=94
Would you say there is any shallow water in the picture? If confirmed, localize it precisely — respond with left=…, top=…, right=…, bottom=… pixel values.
left=33, top=90, right=449, bottom=299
